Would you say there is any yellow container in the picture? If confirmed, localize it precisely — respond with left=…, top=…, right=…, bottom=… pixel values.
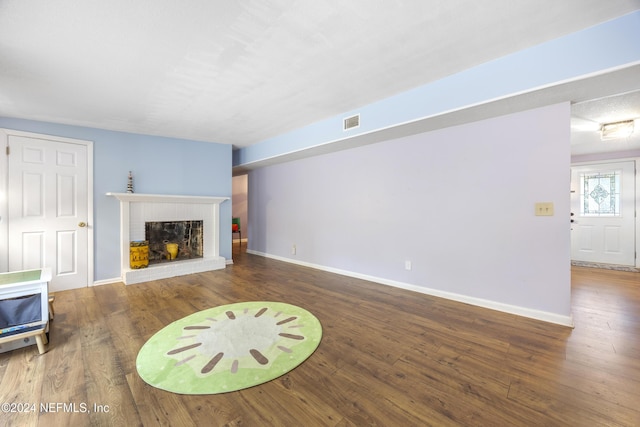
left=130, top=241, right=149, bottom=269
left=165, top=242, right=179, bottom=260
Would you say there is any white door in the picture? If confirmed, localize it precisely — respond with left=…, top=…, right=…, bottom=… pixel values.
left=6, top=133, right=91, bottom=291
left=570, top=161, right=635, bottom=266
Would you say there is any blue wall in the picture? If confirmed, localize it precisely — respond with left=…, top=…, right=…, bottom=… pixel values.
left=0, top=117, right=232, bottom=282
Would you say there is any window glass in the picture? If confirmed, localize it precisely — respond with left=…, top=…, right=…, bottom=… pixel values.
left=580, top=170, right=621, bottom=216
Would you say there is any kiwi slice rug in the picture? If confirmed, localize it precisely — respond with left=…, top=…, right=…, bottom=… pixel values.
left=136, top=301, right=322, bottom=394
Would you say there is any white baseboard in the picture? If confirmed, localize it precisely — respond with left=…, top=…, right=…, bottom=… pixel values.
left=91, top=277, right=122, bottom=287
left=247, top=249, right=574, bottom=328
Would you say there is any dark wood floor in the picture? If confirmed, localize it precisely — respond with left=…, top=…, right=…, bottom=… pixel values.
left=1, top=246, right=639, bottom=426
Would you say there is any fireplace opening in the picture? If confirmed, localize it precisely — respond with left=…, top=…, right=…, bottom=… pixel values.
left=145, top=220, right=203, bottom=265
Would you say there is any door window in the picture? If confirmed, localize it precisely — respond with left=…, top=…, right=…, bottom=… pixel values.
left=579, top=170, right=621, bottom=217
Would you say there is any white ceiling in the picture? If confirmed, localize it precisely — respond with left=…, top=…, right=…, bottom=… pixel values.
left=571, top=90, right=640, bottom=156
left=1, top=0, right=639, bottom=155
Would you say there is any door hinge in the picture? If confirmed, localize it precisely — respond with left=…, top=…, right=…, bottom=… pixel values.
left=5, top=146, right=9, bottom=155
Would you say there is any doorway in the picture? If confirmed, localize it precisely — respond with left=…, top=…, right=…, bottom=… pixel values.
left=0, top=129, right=93, bottom=291
left=570, top=160, right=636, bottom=267
left=232, top=174, right=248, bottom=254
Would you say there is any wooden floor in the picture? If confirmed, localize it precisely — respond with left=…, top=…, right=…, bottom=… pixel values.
left=1, top=246, right=639, bottom=426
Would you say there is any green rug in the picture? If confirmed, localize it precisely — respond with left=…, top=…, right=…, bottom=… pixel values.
left=136, top=301, right=322, bottom=394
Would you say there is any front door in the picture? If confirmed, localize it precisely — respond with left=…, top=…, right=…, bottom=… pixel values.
left=5, top=131, right=91, bottom=291
left=570, top=161, right=635, bottom=266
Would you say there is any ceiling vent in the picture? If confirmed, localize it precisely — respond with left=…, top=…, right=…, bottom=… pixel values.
left=343, top=114, right=360, bottom=131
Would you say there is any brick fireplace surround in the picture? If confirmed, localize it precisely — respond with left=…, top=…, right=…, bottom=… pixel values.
left=107, top=193, right=229, bottom=284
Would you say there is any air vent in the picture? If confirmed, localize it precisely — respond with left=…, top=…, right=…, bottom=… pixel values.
left=343, top=114, right=360, bottom=131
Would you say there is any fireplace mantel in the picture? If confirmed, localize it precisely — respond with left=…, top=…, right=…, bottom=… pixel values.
left=107, top=192, right=229, bottom=284
left=107, top=192, right=228, bottom=205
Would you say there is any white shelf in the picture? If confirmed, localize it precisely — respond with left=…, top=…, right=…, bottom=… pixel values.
left=106, top=192, right=228, bottom=204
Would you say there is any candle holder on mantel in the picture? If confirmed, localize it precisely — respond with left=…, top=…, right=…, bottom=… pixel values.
left=127, top=171, right=134, bottom=193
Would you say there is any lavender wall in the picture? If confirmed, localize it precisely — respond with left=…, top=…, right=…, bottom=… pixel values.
left=248, top=103, right=571, bottom=323
left=572, top=148, right=640, bottom=164
left=0, top=117, right=232, bottom=282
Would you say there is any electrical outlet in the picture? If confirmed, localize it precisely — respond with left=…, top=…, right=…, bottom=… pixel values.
left=292, top=244, right=296, bottom=255
left=405, top=260, right=412, bottom=270
left=535, top=202, right=554, bottom=216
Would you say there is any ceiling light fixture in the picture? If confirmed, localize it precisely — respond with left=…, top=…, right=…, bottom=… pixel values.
left=600, top=119, right=635, bottom=140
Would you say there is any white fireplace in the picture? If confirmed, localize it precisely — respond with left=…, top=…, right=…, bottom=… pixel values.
left=107, top=193, right=229, bottom=284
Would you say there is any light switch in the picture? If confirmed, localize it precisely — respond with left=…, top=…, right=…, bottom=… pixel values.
left=535, top=202, right=554, bottom=216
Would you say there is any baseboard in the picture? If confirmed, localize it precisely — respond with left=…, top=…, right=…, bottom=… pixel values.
left=247, top=249, right=574, bottom=328
left=91, top=277, right=122, bottom=287
left=571, top=260, right=639, bottom=272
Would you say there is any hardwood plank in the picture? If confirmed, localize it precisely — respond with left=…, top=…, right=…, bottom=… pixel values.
left=0, top=349, right=46, bottom=427
left=125, top=371, right=196, bottom=427
left=38, top=289, right=90, bottom=427
left=507, top=376, right=639, bottom=426
left=0, top=248, right=638, bottom=426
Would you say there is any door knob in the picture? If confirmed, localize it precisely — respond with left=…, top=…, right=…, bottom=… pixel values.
left=78, top=222, right=87, bottom=227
